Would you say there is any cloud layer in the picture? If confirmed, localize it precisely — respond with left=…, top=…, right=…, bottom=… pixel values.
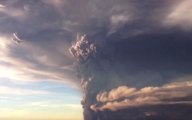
left=91, top=81, right=192, bottom=111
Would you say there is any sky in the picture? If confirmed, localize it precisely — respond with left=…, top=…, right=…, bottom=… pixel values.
left=0, top=0, right=192, bottom=120
left=0, top=79, right=82, bottom=120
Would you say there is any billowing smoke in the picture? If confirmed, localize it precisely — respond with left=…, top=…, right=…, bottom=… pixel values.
left=69, top=34, right=192, bottom=120
left=69, top=34, right=99, bottom=120
left=69, top=34, right=96, bottom=62
left=69, top=34, right=120, bottom=120
left=1, top=0, right=192, bottom=119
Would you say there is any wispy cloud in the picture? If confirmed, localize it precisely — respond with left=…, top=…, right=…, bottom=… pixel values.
left=0, top=85, right=49, bottom=95
left=0, top=35, right=77, bottom=88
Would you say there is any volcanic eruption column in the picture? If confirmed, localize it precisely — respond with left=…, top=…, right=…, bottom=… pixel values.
left=69, top=34, right=192, bottom=120
left=69, top=34, right=102, bottom=120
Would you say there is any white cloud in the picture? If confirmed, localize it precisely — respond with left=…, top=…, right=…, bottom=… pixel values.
left=164, top=0, right=192, bottom=30
left=108, top=14, right=131, bottom=34
left=0, top=4, right=26, bottom=19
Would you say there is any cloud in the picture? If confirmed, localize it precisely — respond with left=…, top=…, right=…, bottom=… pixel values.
left=0, top=4, right=5, bottom=8
left=164, top=0, right=192, bottom=30
left=108, top=14, right=131, bottom=35
left=0, top=85, right=49, bottom=95
left=91, top=81, right=192, bottom=111
left=0, top=1, right=192, bottom=119
left=0, top=0, right=190, bottom=87
left=0, top=34, right=78, bottom=88
left=0, top=1, right=81, bottom=87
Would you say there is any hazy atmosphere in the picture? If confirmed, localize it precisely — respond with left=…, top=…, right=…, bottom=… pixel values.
left=0, top=0, right=192, bottom=120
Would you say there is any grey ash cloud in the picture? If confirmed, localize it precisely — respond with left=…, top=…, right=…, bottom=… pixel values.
left=70, top=32, right=192, bottom=120
left=0, top=0, right=192, bottom=120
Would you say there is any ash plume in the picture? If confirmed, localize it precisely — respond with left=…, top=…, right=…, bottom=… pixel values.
left=69, top=34, right=192, bottom=120
left=69, top=34, right=96, bottom=62
left=1, top=1, right=192, bottom=119
left=69, top=34, right=100, bottom=120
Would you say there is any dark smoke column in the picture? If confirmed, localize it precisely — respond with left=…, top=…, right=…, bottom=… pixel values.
left=69, top=34, right=99, bottom=120
left=68, top=34, right=192, bottom=120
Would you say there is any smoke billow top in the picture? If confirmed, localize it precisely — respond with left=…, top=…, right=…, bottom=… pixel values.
left=69, top=34, right=96, bottom=62
left=69, top=34, right=192, bottom=120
